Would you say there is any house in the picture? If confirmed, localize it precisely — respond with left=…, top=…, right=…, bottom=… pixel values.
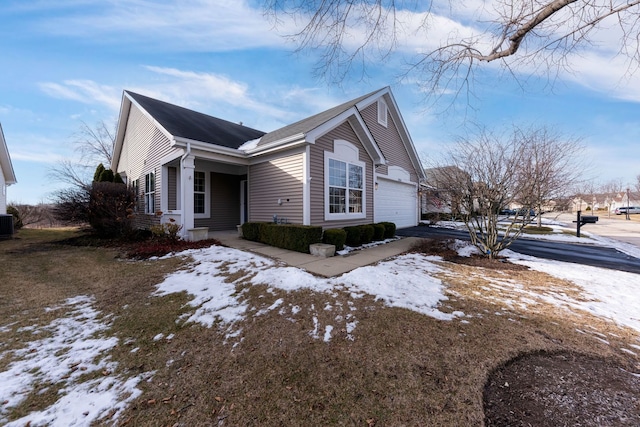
left=112, top=87, right=426, bottom=239
left=0, top=123, right=17, bottom=215
left=420, top=166, right=469, bottom=216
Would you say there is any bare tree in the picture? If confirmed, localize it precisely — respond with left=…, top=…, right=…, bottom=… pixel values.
left=265, top=1, right=640, bottom=99
left=49, top=120, right=116, bottom=190
left=598, top=178, right=625, bottom=216
left=636, top=174, right=640, bottom=193
left=515, top=126, right=584, bottom=226
left=433, top=125, right=584, bottom=258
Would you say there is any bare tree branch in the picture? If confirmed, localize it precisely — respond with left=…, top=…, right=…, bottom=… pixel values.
left=265, top=1, right=640, bottom=100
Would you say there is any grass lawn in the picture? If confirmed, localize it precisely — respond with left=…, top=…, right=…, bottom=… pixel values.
left=1, top=229, right=638, bottom=425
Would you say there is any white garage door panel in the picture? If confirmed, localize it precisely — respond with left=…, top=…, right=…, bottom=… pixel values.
left=375, top=179, right=417, bottom=228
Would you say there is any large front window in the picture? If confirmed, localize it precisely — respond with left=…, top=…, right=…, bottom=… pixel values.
left=325, top=140, right=366, bottom=220
left=328, top=159, right=363, bottom=214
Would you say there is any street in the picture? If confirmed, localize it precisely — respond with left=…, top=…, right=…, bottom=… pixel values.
left=397, top=216, right=640, bottom=274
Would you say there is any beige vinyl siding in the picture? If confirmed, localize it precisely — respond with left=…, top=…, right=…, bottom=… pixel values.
left=117, top=104, right=177, bottom=229
left=360, top=102, right=418, bottom=183
left=310, top=121, right=374, bottom=228
left=195, top=172, right=243, bottom=231
left=248, top=152, right=304, bottom=224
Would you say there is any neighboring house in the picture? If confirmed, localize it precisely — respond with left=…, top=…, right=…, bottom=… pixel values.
left=0, top=123, right=17, bottom=214
left=112, top=87, right=426, bottom=238
left=420, top=166, right=468, bottom=216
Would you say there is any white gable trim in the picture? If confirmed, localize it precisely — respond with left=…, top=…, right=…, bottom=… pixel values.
left=0, top=123, right=17, bottom=185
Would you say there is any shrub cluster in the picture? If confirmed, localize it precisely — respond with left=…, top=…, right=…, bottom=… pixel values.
left=88, top=182, right=136, bottom=238
left=242, top=222, right=322, bottom=253
left=322, top=228, right=346, bottom=251
left=241, top=221, right=396, bottom=252
left=342, top=222, right=395, bottom=247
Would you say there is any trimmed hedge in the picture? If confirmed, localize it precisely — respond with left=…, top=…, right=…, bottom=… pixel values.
left=343, top=226, right=362, bottom=247
left=323, top=228, right=346, bottom=251
left=241, top=222, right=322, bottom=253
left=379, top=221, right=396, bottom=238
left=372, top=223, right=385, bottom=241
left=359, top=224, right=374, bottom=244
left=241, top=222, right=263, bottom=241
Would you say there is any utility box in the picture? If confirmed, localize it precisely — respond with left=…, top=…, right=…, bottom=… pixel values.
left=0, top=214, right=14, bottom=239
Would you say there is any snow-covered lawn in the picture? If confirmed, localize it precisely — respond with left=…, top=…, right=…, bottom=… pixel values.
left=1, top=232, right=639, bottom=425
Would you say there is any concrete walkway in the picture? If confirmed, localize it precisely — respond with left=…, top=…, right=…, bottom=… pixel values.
left=209, top=230, right=421, bottom=277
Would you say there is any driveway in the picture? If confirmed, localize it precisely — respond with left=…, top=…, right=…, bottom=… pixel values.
left=397, top=221, right=640, bottom=274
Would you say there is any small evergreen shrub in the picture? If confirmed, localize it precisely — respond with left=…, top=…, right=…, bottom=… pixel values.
left=323, top=228, right=346, bottom=251
left=379, top=221, right=396, bottom=238
left=343, top=226, right=362, bottom=247
left=359, top=224, right=375, bottom=244
left=372, top=223, right=385, bottom=241
left=242, top=222, right=263, bottom=241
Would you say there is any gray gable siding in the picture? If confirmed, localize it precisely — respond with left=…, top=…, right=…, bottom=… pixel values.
left=310, top=121, right=374, bottom=228
left=117, top=104, right=175, bottom=229
left=248, top=151, right=304, bottom=224
left=360, top=102, right=418, bottom=183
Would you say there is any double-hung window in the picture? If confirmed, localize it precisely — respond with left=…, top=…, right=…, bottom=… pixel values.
left=144, top=172, right=155, bottom=214
left=194, top=171, right=206, bottom=215
left=325, top=140, right=366, bottom=220
left=193, top=170, right=210, bottom=218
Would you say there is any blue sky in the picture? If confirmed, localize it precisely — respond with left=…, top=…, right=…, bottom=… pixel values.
left=2, top=0, right=639, bottom=204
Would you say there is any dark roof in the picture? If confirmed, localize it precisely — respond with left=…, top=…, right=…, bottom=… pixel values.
left=258, top=88, right=384, bottom=146
left=126, top=91, right=265, bottom=149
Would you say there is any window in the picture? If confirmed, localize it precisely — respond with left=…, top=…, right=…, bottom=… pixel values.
left=194, top=171, right=206, bottom=215
left=325, top=140, right=366, bottom=220
left=144, top=172, right=155, bottom=214
left=377, top=99, right=388, bottom=127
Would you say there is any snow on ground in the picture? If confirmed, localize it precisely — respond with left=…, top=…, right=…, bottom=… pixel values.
left=0, top=296, right=143, bottom=426
left=3, top=225, right=640, bottom=425
left=154, top=245, right=460, bottom=342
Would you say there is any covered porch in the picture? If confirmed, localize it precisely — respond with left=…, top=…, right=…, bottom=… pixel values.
left=158, top=152, right=248, bottom=239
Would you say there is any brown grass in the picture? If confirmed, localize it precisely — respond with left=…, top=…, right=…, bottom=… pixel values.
left=1, top=230, right=638, bottom=426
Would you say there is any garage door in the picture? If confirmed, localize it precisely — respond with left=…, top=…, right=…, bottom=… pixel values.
left=375, top=178, right=417, bottom=228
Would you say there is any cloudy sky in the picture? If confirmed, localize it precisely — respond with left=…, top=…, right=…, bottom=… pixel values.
left=2, top=0, right=639, bottom=204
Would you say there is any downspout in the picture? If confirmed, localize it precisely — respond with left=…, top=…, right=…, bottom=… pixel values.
left=180, top=142, right=191, bottom=238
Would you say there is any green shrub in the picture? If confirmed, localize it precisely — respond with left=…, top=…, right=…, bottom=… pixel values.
left=359, top=224, right=374, bottom=244
left=379, top=221, right=396, bottom=238
left=6, top=206, right=23, bottom=230
left=241, top=222, right=322, bottom=253
left=343, top=226, right=362, bottom=247
left=323, top=228, right=346, bottom=251
left=372, top=223, right=385, bottom=241
left=242, top=222, right=263, bottom=241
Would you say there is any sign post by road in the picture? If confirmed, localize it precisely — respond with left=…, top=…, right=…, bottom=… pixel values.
left=573, top=210, right=598, bottom=238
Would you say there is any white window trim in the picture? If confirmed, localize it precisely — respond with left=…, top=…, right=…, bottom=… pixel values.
left=144, top=172, right=155, bottom=214
left=377, top=99, right=388, bottom=127
left=324, top=140, right=366, bottom=221
left=194, top=170, right=210, bottom=219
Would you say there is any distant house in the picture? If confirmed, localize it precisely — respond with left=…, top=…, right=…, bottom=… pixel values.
left=112, top=87, right=426, bottom=238
left=420, top=166, right=468, bottom=216
left=0, top=123, right=17, bottom=215
left=572, top=191, right=640, bottom=213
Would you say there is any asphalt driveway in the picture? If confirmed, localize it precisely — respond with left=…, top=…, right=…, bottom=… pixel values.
left=397, top=225, right=640, bottom=274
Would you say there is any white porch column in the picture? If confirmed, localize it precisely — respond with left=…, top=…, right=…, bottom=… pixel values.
left=181, top=154, right=195, bottom=236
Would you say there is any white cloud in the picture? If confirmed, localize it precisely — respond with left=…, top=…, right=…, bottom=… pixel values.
left=39, top=80, right=121, bottom=111
left=37, top=0, right=290, bottom=52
